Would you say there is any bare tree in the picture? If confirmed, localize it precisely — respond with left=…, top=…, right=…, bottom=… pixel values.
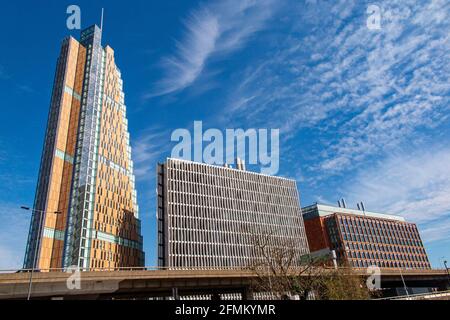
left=319, top=267, right=370, bottom=300
left=244, top=226, right=371, bottom=300
left=244, top=225, right=319, bottom=299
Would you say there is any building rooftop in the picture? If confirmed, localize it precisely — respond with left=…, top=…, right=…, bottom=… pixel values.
left=302, top=203, right=406, bottom=222
left=164, top=157, right=296, bottom=182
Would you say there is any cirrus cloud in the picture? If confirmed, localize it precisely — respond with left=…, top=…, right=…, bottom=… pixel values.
left=147, top=0, right=277, bottom=98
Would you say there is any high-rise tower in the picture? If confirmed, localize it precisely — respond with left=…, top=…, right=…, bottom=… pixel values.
left=24, top=25, right=144, bottom=270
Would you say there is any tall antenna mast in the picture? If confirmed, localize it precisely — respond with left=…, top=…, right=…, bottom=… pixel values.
left=100, top=8, right=104, bottom=30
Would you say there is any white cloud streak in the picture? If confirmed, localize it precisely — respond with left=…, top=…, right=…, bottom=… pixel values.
left=132, top=128, right=172, bottom=180
left=0, top=203, right=30, bottom=270
left=224, top=0, right=450, bottom=175
left=148, top=0, right=276, bottom=97
left=0, top=65, right=7, bottom=79
left=343, top=145, right=450, bottom=243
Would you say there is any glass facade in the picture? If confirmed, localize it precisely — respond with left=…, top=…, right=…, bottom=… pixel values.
left=302, top=204, right=431, bottom=270
left=24, top=25, right=144, bottom=271
left=332, top=213, right=430, bottom=269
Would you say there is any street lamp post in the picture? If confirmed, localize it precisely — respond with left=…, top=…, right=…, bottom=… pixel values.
left=21, top=206, right=61, bottom=300
left=398, top=266, right=409, bottom=297
left=444, top=260, right=450, bottom=288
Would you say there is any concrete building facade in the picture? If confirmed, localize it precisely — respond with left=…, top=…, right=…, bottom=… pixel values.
left=157, top=158, right=309, bottom=269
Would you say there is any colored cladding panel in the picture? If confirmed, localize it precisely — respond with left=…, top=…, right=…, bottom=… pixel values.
left=24, top=25, right=144, bottom=271
left=304, top=217, right=330, bottom=253
left=43, top=227, right=65, bottom=241
left=33, top=38, right=84, bottom=270
left=89, top=45, right=143, bottom=270
left=23, top=34, right=72, bottom=270
left=63, top=25, right=106, bottom=269
left=55, top=149, right=74, bottom=164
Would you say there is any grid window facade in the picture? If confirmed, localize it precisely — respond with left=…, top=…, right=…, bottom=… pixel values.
left=332, top=213, right=431, bottom=269
left=158, top=158, right=309, bottom=269
left=302, top=204, right=431, bottom=270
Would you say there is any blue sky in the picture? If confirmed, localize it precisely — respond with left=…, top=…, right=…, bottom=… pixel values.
left=0, top=0, right=449, bottom=269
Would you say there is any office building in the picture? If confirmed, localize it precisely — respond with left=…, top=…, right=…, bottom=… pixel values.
left=157, top=158, right=309, bottom=268
left=302, top=203, right=431, bottom=269
left=24, top=25, right=144, bottom=270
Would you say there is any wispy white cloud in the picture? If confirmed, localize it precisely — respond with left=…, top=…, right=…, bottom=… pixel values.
left=421, top=219, right=450, bottom=244
left=0, top=203, right=30, bottom=270
left=132, top=126, right=174, bottom=220
left=0, top=64, right=8, bottom=80
left=223, top=0, right=450, bottom=176
left=17, top=84, right=35, bottom=93
left=147, top=0, right=276, bottom=98
left=342, top=144, right=450, bottom=243
left=132, top=127, right=171, bottom=180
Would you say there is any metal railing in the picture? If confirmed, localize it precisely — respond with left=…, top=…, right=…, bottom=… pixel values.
left=0, top=266, right=255, bottom=274
left=1, top=266, right=447, bottom=274
left=376, top=289, right=450, bottom=300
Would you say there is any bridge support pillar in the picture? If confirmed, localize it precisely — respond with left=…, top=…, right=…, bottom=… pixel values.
left=211, top=293, right=221, bottom=301
left=242, top=287, right=254, bottom=300
left=172, top=287, right=180, bottom=300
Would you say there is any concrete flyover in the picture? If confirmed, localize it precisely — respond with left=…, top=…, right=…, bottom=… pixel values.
left=374, top=268, right=450, bottom=290
left=0, top=268, right=257, bottom=300
left=0, top=267, right=448, bottom=300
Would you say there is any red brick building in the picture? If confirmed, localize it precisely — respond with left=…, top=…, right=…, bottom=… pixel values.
left=302, top=204, right=431, bottom=269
